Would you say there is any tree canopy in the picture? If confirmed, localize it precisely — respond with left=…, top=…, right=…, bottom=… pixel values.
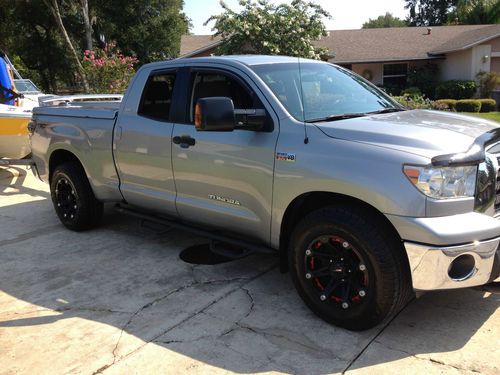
left=362, top=12, right=408, bottom=28
left=405, top=0, right=459, bottom=25
left=207, top=0, right=331, bottom=59
left=0, top=0, right=189, bottom=92
left=451, top=0, right=500, bottom=24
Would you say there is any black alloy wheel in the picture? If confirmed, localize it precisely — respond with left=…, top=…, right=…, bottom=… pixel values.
left=50, top=162, right=103, bottom=231
left=304, top=235, right=370, bottom=310
left=289, top=205, right=413, bottom=330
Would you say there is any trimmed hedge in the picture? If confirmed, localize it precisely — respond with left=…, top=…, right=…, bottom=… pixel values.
left=478, top=99, right=496, bottom=113
left=455, top=99, right=481, bottom=113
left=435, top=80, right=476, bottom=100
left=435, top=99, right=457, bottom=111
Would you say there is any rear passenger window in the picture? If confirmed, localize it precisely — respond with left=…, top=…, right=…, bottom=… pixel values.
left=138, top=73, right=176, bottom=121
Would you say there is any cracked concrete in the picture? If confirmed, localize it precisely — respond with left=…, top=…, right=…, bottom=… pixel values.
left=1, top=167, right=499, bottom=375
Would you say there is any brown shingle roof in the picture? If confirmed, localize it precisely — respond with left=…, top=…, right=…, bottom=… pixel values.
left=180, top=25, right=500, bottom=62
left=180, top=35, right=222, bottom=56
left=430, top=24, right=500, bottom=54
left=316, top=24, right=500, bottom=64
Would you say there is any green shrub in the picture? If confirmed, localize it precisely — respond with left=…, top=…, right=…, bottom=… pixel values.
left=393, top=94, right=433, bottom=109
left=431, top=101, right=450, bottom=111
left=401, top=86, right=422, bottom=97
left=455, top=99, right=481, bottom=113
left=82, top=43, right=138, bottom=94
left=435, top=99, right=457, bottom=111
left=477, top=71, right=500, bottom=98
left=478, top=99, right=496, bottom=113
left=435, top=80, right=476, bottom=100
left=407, top=63, right=439, bottom=99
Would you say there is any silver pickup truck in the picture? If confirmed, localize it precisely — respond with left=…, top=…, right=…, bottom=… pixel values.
left=30, top=55, right=500, bottom=330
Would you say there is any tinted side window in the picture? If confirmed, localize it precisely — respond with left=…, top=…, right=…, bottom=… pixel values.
left=190, top=73, right=253, bottom=122
left=138, top=73, right=176, bottom=121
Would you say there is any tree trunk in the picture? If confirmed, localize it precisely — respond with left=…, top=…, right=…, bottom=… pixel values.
left=43, top=0, right=90, bottom=92
left=79, top=0, right=93, bottom=51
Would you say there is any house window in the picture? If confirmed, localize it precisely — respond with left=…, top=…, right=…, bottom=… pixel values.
left=383, top=63, right=407, bottom=93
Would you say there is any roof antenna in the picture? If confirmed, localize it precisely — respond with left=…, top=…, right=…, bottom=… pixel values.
left=297, top=57, right=309, bottom=144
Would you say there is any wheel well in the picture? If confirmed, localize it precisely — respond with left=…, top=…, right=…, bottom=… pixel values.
left=279, top=192, right=404, bottom=273
left=48, top=150, right=82, bottom=183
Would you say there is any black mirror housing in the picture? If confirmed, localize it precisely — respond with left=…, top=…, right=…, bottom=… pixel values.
left=195, top=97, right=235, bottom=132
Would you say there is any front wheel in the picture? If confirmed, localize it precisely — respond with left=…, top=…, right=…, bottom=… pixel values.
left=50, top=162, right=103, bottom=231
left=289, top=205, right=412, bottom=331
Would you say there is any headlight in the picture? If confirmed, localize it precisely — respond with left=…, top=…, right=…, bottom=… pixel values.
left=403, top=165, right=477, bottom=199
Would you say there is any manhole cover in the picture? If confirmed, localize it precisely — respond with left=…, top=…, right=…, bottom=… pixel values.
left=179, top=244, right=233, bottom=265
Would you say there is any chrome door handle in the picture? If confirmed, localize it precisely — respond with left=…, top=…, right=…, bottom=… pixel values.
left=173, top=135, right=196, bottom=148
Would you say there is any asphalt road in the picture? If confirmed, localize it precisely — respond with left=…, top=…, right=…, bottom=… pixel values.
left=1, top=166, right=499, bottom=374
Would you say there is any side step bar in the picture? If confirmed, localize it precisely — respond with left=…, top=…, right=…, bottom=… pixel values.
left=115, top=204, right=276, bottom=256
left=0, top=158, right=35, bottom=167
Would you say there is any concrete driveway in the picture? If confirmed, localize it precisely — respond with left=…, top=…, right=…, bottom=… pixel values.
left=1, top=166, right=499, bottom=375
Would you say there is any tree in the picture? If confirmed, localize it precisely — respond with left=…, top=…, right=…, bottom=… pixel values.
left=362, top=12, right=408, bottom=28
left=0, top=0, right=76, bottom=92
left=80, top=0, right=93, bottom=51
left=0, top=0, right=189, bottom=93
left=405, top=0, right=458, bottom=26
left=43, top=0, right=90, bottom=91
left=452, top=0, right=500, bottom=24
left=93, top=0, right=190, bottom=62
left=207, top=0, right=331, bottom=59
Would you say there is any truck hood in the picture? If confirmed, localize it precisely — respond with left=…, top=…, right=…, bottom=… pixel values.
left=316, top=109, right=499, bottom=160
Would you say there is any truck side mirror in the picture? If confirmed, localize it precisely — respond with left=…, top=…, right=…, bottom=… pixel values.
left=195, top=97, right=235, bottom=132
left=195, top=97, right=268, bottom=132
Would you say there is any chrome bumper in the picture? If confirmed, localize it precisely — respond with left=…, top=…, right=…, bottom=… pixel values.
left=405, top=238, right=500, bottom=291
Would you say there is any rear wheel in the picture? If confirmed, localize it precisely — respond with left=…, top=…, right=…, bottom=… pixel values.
left=50, top=162, right=103, bottom=231
left=289, top=205, right=412, bottom=330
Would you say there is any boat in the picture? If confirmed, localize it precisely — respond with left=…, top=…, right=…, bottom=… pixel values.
left=0, top=52, right=33, bottom=159
left=13, top=78, right=45, bottom=111
left=0, top=103, right=31, bottom=159
left=0, top=51, right=122, bottom=161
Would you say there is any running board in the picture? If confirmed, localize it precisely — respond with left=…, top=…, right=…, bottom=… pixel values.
left=209, top=240, right=256, bottom=260
left=115, top=204, right=276, bottom=256
left=0, top=158, right=34, bottom=166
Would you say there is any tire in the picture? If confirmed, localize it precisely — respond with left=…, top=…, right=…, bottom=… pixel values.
left=50, top=162, right=103, bottom=231
left=289, top=205, right=412, bottom=331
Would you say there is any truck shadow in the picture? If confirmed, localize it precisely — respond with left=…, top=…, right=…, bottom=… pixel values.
left=0, top=168, right=498, bottom=374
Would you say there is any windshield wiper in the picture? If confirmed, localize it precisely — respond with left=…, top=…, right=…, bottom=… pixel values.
left=366, top=108, right=406, bottom=115
left=305, top=113, right=367, bottom=123
left=305, top=107, right=407, bottom=123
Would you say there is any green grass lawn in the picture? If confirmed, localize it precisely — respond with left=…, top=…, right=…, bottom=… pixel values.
left=465, top=112, right=500, bottom=123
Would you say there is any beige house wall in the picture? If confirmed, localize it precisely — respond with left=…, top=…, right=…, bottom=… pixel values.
left=439, top=49, right=472, bottom=81
left=484, top=36, right=500, bottom=53
left=471, top=44, right=492, bottom=78
left=351, top=63, right=383, bottom=85
left=491, top=57, right=500, bottom=74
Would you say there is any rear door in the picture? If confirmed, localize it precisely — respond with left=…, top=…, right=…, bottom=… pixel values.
left=171, top=67, right=279, bottom=244
left=114, top=68, right=180, bottom=215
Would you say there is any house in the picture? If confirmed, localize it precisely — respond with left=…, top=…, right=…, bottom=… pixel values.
left=180, top=24, right=500, bottom=90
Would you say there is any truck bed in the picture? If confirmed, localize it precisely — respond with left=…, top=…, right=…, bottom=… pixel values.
left=33, top=104, right=119, bottom=120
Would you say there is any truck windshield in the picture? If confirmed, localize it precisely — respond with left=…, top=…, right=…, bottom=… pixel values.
left=251, top=62, right=401, bottom=123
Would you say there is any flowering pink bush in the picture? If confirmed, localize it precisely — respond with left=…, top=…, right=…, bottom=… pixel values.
left=82, top=43, right=138, bottom=94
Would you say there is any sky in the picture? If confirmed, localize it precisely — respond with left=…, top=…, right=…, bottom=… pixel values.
left=184, top=0, right=409, bottom=35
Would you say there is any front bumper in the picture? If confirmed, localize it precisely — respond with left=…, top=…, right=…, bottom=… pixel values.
left=404, top=238, right=499, bottom=290
left=387, top=212, right=500, bottom=291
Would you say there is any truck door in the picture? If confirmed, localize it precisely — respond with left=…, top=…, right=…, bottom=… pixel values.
left=114, top=69, right=179, bottom=215
left=171, top=68, right=279, bottom=245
